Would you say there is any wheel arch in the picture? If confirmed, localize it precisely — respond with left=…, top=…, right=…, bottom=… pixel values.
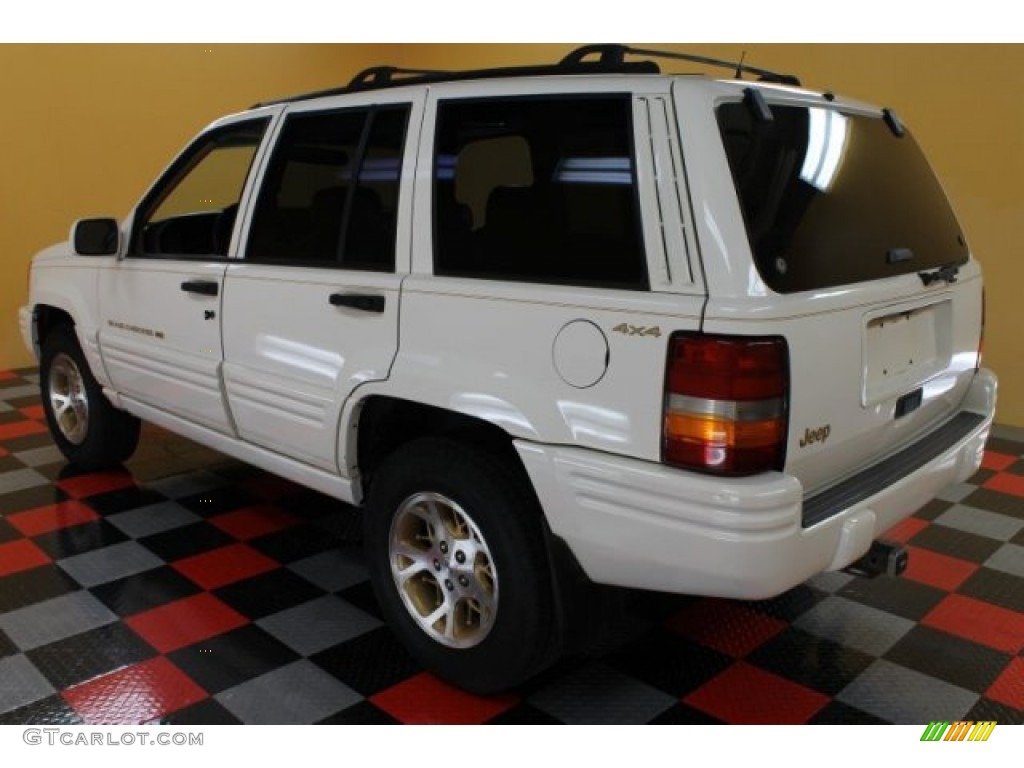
left=351, top=395, right=530, bottom=499
left=33, top=304, right=76, bottom=350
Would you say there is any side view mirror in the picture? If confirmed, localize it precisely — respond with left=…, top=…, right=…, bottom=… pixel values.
left=71, top=218, right=120, bottom=256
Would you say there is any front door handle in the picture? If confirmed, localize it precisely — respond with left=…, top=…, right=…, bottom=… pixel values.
left=329, top=293, right=385, bottom=313
left=181, top=280, right=219, bottom=297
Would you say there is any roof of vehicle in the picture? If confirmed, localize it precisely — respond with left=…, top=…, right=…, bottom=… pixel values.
left=251, top=44, right=802, bottom=109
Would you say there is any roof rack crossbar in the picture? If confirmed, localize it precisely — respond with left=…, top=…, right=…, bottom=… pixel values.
left=561, top=44, right=801, bottom=86
left=347, top=65, right=452, bottom=89
left=558, top=44, right=629, bottom=67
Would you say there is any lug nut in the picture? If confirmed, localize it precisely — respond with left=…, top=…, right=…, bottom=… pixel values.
left=433, top=559, right=441, bottom=571
left=439, top=542, right=449, bottom=554
left=458, top=575, right=469, bottom=587
left=445, top=579, right=454, bottom=591
left=455, top=551, right=466, bottom=564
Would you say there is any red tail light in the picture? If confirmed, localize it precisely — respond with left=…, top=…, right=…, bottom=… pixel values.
left=663, top=334, right=789, bottom=475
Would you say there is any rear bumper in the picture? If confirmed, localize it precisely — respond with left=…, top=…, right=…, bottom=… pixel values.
left=516, top=368, right=996, bottom=600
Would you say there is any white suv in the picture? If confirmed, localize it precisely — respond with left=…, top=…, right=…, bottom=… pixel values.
left=19, top=46, right=996, bottom=692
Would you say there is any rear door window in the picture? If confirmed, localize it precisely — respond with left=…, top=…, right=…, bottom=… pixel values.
left=717, top=102, right=968, bottom=293
left=246, top=105, right=409, bottom=271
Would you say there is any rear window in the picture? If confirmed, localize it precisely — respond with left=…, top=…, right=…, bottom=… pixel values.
left=717, top=102, right=968, bottom=294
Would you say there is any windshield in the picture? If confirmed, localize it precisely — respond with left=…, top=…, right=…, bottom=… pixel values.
left=717, top=102, right=968, bottom=293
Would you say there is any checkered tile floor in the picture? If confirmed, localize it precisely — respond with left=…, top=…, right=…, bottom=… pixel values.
left=0, top=366, right=1022, bottom=724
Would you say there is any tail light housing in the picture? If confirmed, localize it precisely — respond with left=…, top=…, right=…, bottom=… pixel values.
left=663, top=333, right=789, bottom=475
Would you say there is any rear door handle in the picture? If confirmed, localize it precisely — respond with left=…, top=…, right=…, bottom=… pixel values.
left=329, top=293, right=385, bottom=313
left=181, top=280, right=219, bottom=297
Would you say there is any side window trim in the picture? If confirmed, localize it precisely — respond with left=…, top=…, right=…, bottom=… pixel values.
left=331, top=108, right=372, bottom=266
left=632, top=98, right=669, bottom=288
left=636, top=95, right=697, bottom=288
left=227, top=109, right=285, bottom=261
left=335, top=108, right=375, bottom=266
left=127, top=116, right=273, bottom=261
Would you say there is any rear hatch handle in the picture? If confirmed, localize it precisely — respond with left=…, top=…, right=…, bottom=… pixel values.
left=918, top=263, right=960, bottom=287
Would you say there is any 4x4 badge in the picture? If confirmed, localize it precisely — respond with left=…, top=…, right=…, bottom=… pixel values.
left=611, top=323, right=661, bottom=338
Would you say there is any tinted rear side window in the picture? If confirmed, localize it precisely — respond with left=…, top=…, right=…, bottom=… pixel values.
left=433, top=96, right=648, bottom=290
left=717, top=102, right=968, bottom=293
left=247, top=105, right=408, bottom=271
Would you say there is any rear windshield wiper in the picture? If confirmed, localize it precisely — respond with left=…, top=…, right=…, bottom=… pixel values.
left=919, top=263, right=959, bottom=286
left=743, top=87, right=773, bottom=123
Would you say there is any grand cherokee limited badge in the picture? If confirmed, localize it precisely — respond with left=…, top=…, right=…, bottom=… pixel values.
left=107, top=319, right=164, bottom=340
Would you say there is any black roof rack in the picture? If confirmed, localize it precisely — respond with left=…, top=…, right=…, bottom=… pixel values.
left=349, top=65, right=452, bottom=89
left=251, top=44, right=800, bottom=108
left=564, top=45, right=800, bottom=86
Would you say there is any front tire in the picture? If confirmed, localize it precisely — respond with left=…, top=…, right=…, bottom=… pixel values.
left=40, top=324, right=140, bottom=470
left=364, top=438, right=557, bottom=694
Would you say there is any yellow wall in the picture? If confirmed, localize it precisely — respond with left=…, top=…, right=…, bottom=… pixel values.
left=3, top=44, right=1022, bottom=425
left=0, top=43, right=387, bottom=369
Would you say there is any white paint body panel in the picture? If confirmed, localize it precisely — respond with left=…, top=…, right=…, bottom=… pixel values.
left=219, top=91, right=422, bottom=474
left=701, top=270, right=983, bottom=496
left=391, top=278, right=701, bottom=460
left=24, top=244, right=106, bottom=381
left=391, top=80, right=703, bottom=461
left=97, top=259, right=231, bottom=434
left=21, top=71, right=998, bottom=602
left=222, top=266, right=402, bottom=472
left=671, top=79, right=986, bottom=496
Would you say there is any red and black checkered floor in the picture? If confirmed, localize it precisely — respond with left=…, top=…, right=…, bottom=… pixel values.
left=0, top=366, right=1022, bottom=724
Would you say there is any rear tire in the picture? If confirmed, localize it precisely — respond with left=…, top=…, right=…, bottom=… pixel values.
left=364, top=437, right=557, bottom=694
left=40, top=324, right=140, bottom=470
